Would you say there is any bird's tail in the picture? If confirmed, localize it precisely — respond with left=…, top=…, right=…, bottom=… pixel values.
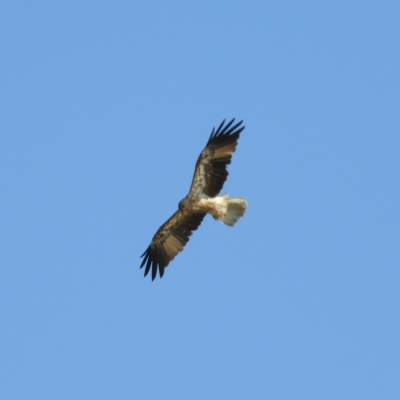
left=219, top=197, right=248, bottom=226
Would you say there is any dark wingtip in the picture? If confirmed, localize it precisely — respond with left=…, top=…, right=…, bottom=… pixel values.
left=140, top=249, right=147, bottom=258
left=151, top=263, right=157, bottom=280
left=208, top=119, right=225, bottom=141
left=159, top=263, right=165, bottom=279
left=140, top=246, right=166, bottom=281
left=208, top=118, right=245, bottom=144
left=208, top=119, right=222, bottom=140
left=140, top=251, right=148, bottom=268
left=218, top=118, right=235, bottom=134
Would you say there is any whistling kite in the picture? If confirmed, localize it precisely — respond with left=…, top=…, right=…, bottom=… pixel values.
left=140, top=119, right=247, bottom=280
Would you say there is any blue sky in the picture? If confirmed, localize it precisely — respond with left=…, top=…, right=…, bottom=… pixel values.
left=1, top=2, right=399, bottom=399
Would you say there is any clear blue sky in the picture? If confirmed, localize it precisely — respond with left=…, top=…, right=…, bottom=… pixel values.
left=1, top=2, right=399, bottom=399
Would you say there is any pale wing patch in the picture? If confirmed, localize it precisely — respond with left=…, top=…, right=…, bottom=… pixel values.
left=163, top=235, right=184, bottom=259
left=213, top=142, right=237, bottom=158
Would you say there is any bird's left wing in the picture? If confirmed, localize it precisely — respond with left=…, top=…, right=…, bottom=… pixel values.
left=140, top=210, right=205, bottom=280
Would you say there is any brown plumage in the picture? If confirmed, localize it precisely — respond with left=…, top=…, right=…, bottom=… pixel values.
left=140, top=118, right=247, bottom=280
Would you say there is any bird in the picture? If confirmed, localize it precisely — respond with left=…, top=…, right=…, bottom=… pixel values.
left=140, top=118, right=247, bottom=280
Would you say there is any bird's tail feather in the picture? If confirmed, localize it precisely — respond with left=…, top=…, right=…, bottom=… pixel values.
left=219, top=197, right=248, bottom=226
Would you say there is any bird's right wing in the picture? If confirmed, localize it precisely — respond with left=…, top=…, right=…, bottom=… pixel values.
left=188, top=119, right=245, bottom=198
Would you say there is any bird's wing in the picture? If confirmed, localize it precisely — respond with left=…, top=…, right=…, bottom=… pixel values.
left=140, top=210, right=205, bottom=280
left=188, top=118, right=245, bottom=198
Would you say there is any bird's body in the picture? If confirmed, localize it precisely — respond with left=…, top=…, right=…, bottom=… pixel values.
left=140, top=118, right=247, bottom=280
left=180, top=194, right=247, bottom=225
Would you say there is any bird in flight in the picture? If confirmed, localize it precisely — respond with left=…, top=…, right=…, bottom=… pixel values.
left=140, top=118, right=247, bottom=280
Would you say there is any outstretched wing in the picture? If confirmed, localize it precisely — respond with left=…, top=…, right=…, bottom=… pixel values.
left=140, top=210, right=205, bottom=280
left=189, top=118, right=245, bottom=198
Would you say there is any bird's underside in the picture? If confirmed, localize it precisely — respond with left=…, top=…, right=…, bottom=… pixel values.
left=140, top=118, right=247, bottom=280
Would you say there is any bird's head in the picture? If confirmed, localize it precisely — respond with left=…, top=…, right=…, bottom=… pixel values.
left=178, top=197, right=190, bottom=213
